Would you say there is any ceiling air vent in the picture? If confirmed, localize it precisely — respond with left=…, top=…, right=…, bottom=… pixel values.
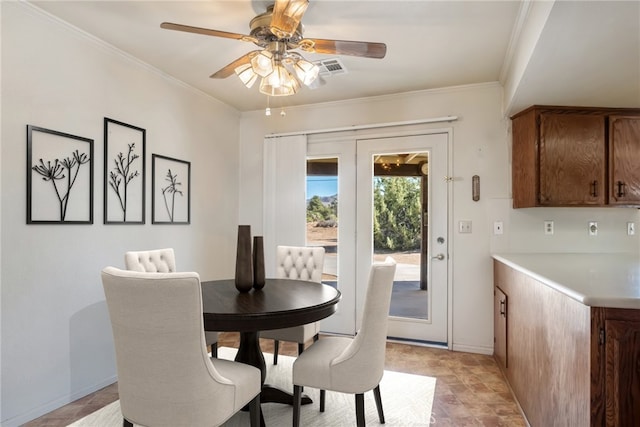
left=314, top=58, right=348, bottom=77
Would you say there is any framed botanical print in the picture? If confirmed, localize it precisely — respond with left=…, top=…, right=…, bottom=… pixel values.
left=27, top=125, right=94, bottom=224
left=104, top=118, right=146, bottom=224
left=151, top=154, right=190, bottom=224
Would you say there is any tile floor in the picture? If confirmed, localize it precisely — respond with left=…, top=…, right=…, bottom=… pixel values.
left=24, top=332, right=527, bottom=427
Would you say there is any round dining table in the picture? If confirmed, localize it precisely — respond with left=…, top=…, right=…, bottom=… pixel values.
left=201, top=278, right=341, bottom=406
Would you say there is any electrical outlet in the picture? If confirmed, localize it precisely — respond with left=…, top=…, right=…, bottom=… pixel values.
left=544, top=220, right=554, bottom=235
left=589, top=221, right=598, bottom=236
left=493, top=221, right=503, bottom=235
left=458, top=220, right=472, bottom=233
left=628, top=222, right=635, bottom=236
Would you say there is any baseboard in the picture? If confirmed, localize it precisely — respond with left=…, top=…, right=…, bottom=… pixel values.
left=1, top=375, right=117, bottom=427
left=451, top=343, right=494, bottom=355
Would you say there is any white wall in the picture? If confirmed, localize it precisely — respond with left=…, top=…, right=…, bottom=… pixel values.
left=1, top=3, right=241, bottom=425
left=238, top=83, right=640, bottom=355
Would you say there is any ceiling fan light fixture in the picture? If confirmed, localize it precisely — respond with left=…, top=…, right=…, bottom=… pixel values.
left=259, top=64, right=299, bottom=96
left=270, top=0, right=309, bottom=39
left=251, top=50, right=274, bottom=77
left=293, top=57, right=319, bottom=86
left=235, top=63, right=258, bottom=88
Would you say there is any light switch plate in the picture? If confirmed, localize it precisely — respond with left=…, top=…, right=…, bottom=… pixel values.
left=458, top=220, right=472, bottom=233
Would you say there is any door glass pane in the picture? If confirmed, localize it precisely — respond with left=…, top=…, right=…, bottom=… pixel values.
left=372, top=152, right=428, bottom=320
left=306, top=158, right=338, bottom=289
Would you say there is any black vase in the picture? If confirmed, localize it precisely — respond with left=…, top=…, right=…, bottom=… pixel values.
left=234, top=225, right=253, bottom=293
left=253, top=236, right=265, bottom=290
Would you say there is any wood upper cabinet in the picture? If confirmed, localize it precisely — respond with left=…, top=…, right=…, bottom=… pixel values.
left=538, top=112, right=605, bottom=206
left=609, top=115, right=640, bottom=205
left=511, top=106, right=640, bottom=208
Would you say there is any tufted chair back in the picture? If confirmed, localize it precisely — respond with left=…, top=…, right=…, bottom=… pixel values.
left=276, top=246, right=325, bottom=282
left=124, top=248, right=176, bottom=273
left=123, top=247, right=219, bottom=356
left=261, top=245, right=326, bottom=365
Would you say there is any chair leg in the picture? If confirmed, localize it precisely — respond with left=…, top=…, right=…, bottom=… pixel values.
left=313, top=333, right=319, bottom=342
left=293, top=385, right=303, bottom=427
left=355, top=393, right=365, bottom=427
left=123, top=418, right=133, bottom=427
left=211, top=342, right=218, bottom=358
left=249, top=393, right=261, bottom=427
left=273, top=340, right=279, bottom=365
left=320, top=390, right=326, bottom=412
left=373, top=385, right=385, bottom=424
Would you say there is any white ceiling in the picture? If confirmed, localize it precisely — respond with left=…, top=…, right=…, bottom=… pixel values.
left=30, top=1, right=640, bottom=114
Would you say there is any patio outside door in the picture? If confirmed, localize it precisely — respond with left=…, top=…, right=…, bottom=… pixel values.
left=356, top=134, right=449, bottom=344
left=306, top=131, right=449, bottom=344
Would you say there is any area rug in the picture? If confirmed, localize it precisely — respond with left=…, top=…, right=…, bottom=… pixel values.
left=69, top=347, right=436, bottom=426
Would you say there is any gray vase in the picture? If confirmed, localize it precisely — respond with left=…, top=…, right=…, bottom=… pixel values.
left=253, top=236, right=265, bottom=290
left=234, top=225, right=253, bottom=292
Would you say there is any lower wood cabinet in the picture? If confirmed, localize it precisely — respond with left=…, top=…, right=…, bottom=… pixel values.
left=494, top=260, right=640, bottom=426
left=591, top=308, right=640, bottom=426
left=493, top=287, right=507, bottom=369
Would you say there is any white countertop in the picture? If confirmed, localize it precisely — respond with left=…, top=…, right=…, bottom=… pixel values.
left=492, top=253, right=640, bottom=309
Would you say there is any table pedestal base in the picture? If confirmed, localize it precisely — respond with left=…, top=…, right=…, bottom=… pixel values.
left=262, top=384, right=312, bottom=405
left=235, top=331, right=313, bottom=405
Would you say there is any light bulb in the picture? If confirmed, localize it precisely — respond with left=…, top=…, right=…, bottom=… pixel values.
left=251, top=50, right=274, bottom=77
left=235, top=64, right=258, bottom=89
left=259, top=65, right=299, bottom=96
left=293, top=58, right=319, bottom=86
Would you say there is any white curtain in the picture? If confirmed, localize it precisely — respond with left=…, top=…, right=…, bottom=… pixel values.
left=263, top=134, right=307, bottom=277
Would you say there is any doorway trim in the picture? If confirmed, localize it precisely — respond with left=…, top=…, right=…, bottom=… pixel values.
left=264, top=119, right=455, bottom=349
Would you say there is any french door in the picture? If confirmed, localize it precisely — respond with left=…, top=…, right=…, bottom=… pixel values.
left=306, top=131, right=450, bottom=344
left=355, top=134, right=449, bottom=343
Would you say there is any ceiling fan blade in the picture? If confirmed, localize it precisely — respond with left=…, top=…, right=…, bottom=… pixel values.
left=300, top=38, right=387, bottom=59
left=210, top=51, right=259, bottom=79
left=270, top=0, right=309, bottom=38
left=160, top=22, right=256, bottom=43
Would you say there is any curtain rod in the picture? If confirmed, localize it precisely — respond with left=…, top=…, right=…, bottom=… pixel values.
left=264, top=116, right=458, bottom=139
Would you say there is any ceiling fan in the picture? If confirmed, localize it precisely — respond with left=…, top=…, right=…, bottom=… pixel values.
left=160, top=0, right=387, bottom=97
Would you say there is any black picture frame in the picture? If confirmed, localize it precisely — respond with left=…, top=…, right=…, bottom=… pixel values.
left=103, top=118, right=146, bottom=224
left=151, top=154, right=190, bottom=224
left=27, top=125, right=94, bottom=224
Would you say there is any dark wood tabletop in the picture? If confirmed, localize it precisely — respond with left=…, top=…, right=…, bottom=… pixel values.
left=202, top=278, right=341, bottom=332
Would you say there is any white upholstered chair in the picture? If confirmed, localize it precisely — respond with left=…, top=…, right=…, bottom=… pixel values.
left=291, top=257, right=397, bottom=427
left=101, top=267, right=261, bottom=427
left=260, top=245, right=325, bottom=364
left=124, top=248, right=219, bottom=357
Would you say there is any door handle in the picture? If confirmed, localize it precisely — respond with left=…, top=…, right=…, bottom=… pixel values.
left=432, top=253, right=445, bottom=261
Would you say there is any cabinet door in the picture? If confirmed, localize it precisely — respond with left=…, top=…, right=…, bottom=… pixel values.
left=609, top=115, right=640, bottom=205
left=539, top=113, right=605, bottom=205
left=494, top=287, right=507, bottom=369
left=605, top=320, right=640, bottom=427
